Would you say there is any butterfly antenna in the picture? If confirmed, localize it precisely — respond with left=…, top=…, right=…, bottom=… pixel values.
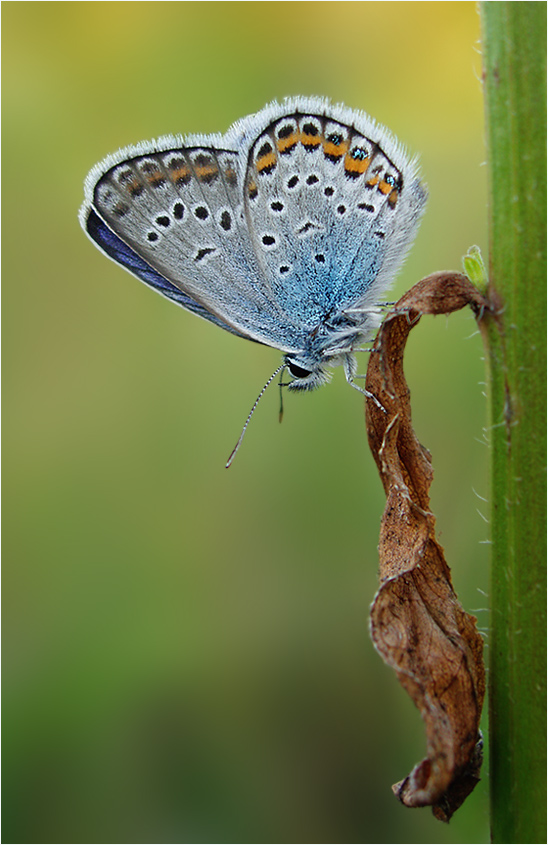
left=225, top=364, right=285, bottom=468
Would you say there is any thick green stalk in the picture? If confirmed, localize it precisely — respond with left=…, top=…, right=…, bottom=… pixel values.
left=481, top=3, right=547, bottom=842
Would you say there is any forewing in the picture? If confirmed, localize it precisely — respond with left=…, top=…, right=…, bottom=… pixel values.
left=81, top=139, right=297, bottom=350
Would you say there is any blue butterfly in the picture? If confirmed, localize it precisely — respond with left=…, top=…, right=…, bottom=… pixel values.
left=80, top=97, right=426, bottom=463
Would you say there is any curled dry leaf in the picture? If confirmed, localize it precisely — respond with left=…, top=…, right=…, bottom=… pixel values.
left=365, top=272, right=490, bottom=821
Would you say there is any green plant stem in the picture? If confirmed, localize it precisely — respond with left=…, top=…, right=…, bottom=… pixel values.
left=481, top=3, right=547, bottom=842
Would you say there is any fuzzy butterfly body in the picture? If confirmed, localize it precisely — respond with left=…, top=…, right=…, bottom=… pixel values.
left=81, top=97, right=426, bottom=393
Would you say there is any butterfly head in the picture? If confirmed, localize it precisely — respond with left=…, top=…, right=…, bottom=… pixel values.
left=284, top=354, right=332, bottom=391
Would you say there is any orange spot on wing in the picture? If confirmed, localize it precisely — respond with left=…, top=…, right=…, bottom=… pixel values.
left=277, top=133, right=299, bottom=153
left=323, top=139, right=349, bottom=158
left=224, top=167, right=237, bottom=186
left=194, top=162, right=219, bottom=182
left=344, top=154, right=371, bottom=175
left=256, top=151, right=277, bottom=173
left=170, top=166, right=191, bottom=184
left=146, top=172, right=165, bottom=185
left=300, top=131, right=321, bottom=147
left=125, top=178, right=144, bottom=196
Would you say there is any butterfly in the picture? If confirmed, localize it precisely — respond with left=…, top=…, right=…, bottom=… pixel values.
left=80, top=97, right=426, bottom=464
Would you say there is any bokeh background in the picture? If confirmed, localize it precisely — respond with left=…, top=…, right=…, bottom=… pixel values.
left=3, top=3, right=490, bottom=842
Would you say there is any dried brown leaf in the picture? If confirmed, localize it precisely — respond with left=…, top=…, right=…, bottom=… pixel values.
left=365, top=272, right=489, bottom=820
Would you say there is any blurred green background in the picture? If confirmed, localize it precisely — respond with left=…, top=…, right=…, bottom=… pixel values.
left=3, top=2, right=490, bottom=842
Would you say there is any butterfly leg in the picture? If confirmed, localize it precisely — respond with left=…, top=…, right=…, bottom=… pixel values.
left=343, top=355, right=387, bottom=413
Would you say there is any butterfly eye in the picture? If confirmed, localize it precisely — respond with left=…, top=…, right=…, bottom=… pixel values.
left=287, top=361, right=312, bottom=379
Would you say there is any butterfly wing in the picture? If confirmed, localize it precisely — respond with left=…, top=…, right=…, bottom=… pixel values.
left=239, top=97, right=427, bottom=337
left=80, top=134, right=299, bottom=351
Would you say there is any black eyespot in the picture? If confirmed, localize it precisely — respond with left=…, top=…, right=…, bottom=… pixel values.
left=306, top=174, right=319, bottom=185
left=357, top=203, right=375, bottom=212
left=279, top=265, right=290, bottom=274
left=271, top=201, right=284, bottom=212
left=287, top=175, right=299, bottom=188
left=315, top=254, right=325, bottom=263
left=156, top=215, right=170, bottom=227
left=277, top=124, right=294, bottom=139
left=147, top=231, right=159, bottom=242
left=324, top=186, right=334, bottom=197
left=173, top=202, right=185, bottom=220
left=194, top=206, right=209, bottom=220
left=262, top=235, right=276, bottom=246
left=220, top=210, right=231, bottom=231
left=337, top=204, right=346, bottom=215
left=195, top=247, right=215, bottom=262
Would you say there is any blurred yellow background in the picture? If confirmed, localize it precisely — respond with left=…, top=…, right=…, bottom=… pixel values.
left=3, top=2, right=489, bottom=842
